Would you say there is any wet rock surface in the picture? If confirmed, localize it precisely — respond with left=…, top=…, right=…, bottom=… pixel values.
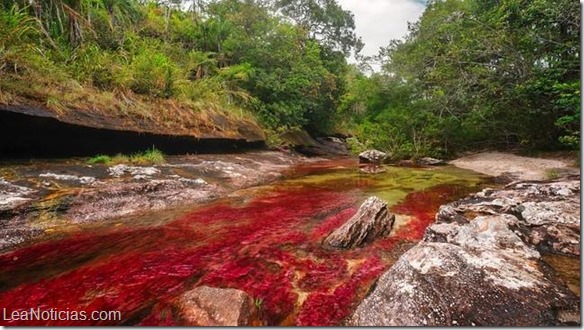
left=432, top=180, right=580, bottom=256
left=323, top=196, right=394, bottom=249
left=418, top=157, right=445, bottom=166
left=0, top=179, right=36, bottom=211
left=0, top=151, right=312, bottom=251
left=174, top=286, right=264, bottom=326
left=348, top=180, right=581, bottom=326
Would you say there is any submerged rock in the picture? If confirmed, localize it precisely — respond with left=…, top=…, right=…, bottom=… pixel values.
left=358, top=149, right=387, bottom=163
left=348, top=215, right=580, bottom=326
left=418, top=157, right=445, bottom=166
left=174, top=286, right=264, bottom=326
left=323, top=196, right=394, bottom=249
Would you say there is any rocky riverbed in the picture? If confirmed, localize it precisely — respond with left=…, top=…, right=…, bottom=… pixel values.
left=0, top=151, right=315, bottom=251
left=0, top=149, right=579, bottom=326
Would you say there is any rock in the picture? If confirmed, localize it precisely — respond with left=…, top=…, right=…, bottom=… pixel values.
left=174, top=286, right=264, bottom=326
left=418, top=157, right=445, bottom=166
left=434, top=180, right=580, bottom=256
left=0, top=102, right=265, bottom=159
left=0, top=178, right=35, bottom=211
left=108, top=165, right=160, bottom=178
left=279, top=130, right=348, bottom=156
left=359, top=149, right=387, bottom=163
left=67, top=179, right=220, bottom=223
left=315, top=136, right=349, bottom=155
left=347, top=215, right=580, bottom=326
left=39, top=173, right=96, bottom=184
left=323, top=196, right=394, bottom=249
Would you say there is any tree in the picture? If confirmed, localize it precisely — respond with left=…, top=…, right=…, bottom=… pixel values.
left=272, top=0, right=362, bottom=56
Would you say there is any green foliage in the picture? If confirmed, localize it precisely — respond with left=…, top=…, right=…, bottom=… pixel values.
left=345, top=136, right=367, bottom=155
left=545, top=169, right=560, bottom=180
left=88, top=154, right=112, bottom=164
left=131, top=147, right=165, bottom=165
left=87, top=148, right=165, bottom=165
left=351, top=0, right=580, bottom=159
left=129, top=51, right=177, bottom=97
left=1, top=0, right=356, bottom=138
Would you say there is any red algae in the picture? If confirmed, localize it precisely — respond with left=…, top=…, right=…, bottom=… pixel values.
left=296, top=256, right=386, bottom=326
left=0, top=163, right=484, bottom=326
left=391, top=184, right=475, bottom=240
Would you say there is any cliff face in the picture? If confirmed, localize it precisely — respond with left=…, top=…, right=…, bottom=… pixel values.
left=0, top=101, right=265, bottom=158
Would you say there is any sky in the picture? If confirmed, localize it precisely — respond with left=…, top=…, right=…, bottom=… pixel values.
left=336, top=0, right=427, bottom=71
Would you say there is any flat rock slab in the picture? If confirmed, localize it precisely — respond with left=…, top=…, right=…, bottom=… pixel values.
left=348, top=215, right=580, bottom=326
left=433, top=180, right=580, bottom=256
left=348, top=180, right=581, bottom=326
left=449, top=152, right=572, bottom=181
left=323, top=196, right=394, bottom=249
left=174, top=286, right=264, bottom=326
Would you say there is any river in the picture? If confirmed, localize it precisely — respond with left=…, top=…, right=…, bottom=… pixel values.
left=0, top=157, right=491, bottom=325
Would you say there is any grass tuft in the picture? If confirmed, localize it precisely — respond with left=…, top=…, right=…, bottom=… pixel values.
left=87, top=147, right=165, bottom=166
left=88, top=154, right=112, bottom=164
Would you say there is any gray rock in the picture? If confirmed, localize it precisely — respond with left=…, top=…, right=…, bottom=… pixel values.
left=418, top=157, right=445, bottom=166
left=347, top=214, right=579, bottom=326
left=323, top=196, right=394, bottom=249
left=434, top=180, right=581, bottom=256
left=108, top=164, right=160, bottom=178
left=0, top=178, right=35, bottom=211
left=39, top=173, right=96, bottom=184
left=359, top=149, right=387, bottom=163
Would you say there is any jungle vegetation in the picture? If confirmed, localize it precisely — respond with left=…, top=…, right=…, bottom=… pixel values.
left=0, top=0, right=579, bottom=159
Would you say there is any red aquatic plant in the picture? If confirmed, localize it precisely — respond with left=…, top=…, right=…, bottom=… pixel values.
left=0, top=167, right=481, bottom=326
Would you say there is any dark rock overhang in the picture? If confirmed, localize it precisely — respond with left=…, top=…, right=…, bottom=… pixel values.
left=0, top=104, right=265, bottom=158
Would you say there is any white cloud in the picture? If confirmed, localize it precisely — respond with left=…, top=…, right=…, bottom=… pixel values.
left=337, top=0, right=426, bottom=70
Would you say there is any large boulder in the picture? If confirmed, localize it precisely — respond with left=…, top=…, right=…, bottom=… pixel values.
left=279, top=130, right=348, bottom=156
left=433, top=180, right=580, bottom=256
left=358, top=149, right=387, bottom=163
left=323, top=196, right=394, bottom=249
left=174, top=286, right=265, bottom=326
left=347, top=215, right=580, bottom=326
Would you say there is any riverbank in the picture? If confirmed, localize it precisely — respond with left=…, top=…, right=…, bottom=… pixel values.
left=348, top=152, right=581, bottom=326
left=0, top=151, right=318, bottom=252
left=449, top=151, right=579, bottom=181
